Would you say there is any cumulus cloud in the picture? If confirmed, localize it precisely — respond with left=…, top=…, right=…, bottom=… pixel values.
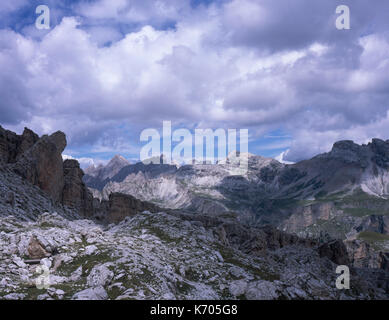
left=62, top=154, right=108, bottom=169
left=1, top=0, right=389, bottom=161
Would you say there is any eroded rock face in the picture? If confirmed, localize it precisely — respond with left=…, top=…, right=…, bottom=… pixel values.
left=281, top=202, right=337, bottom=234
left=16, top=128, right=40, bottom=161
left=62, top=159, right=94, bottom=217
left=0, top=126, right=98, bottom=217
left=0, top=127, right=39, bottom=164
left=12, top=131, right=66, bottom=203
left=357, top=215, right=389, bottom=235
left=318, top=240, right=350, bottom=265
left=103, top=193, right=161, bottom=224
left=344, top=239, right=387, bottom=269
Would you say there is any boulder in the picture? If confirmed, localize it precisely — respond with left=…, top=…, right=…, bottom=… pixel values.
left=72, top=286, right=108, bottom=300
left=27, top=237, right=50, bottom=260
left=87, top=264, right=114, bottom=287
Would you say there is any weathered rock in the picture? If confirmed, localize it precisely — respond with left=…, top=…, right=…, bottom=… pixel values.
left=27, top=237, right=50, bottom=260
left=0, top=126, right=39, bottom=164
left=317, top=240, right=350, bottom=265
left=84, top=245, right=98, bottom=255
left=345, top=239, right=386, bottom=269
left=72, top=286, right=108, bottom=300
left=102, top=192, right=161, bottom=224
left=245, top=280, right=280, bottom=300
left=12, top=131, right=66, bottom=203
left=229, top=280, right=247, bottom=297
left=357, top=215, right=389, bottom=235
left=87, top=263, right=114, bottom=287
left=16, top=128, right=40, bottom=161
left=62, top=159, right=94, bottom=217
left=70, top=266, right=83, bottom=282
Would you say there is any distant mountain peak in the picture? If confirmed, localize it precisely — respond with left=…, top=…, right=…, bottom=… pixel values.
left=83, top=155, right=130, bottom=186
left=107, top=154, right=129, bottom=166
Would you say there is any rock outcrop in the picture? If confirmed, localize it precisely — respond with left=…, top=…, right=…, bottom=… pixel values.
left=11, top=131, right=66, bottom=203
left=0, top=126, right=39, bottom=164
left=317, top=240, right=350, bottom=265
left=0, top=126, right=94, bottom=218
left=95, top=192, right=161, bottom=224
left=345, top=239, right=389, bottom=270
left=62, top=160, right=94, bottom=217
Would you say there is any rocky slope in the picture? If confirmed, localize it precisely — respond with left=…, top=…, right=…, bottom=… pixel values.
left=0, top=212, right=387, bottom=300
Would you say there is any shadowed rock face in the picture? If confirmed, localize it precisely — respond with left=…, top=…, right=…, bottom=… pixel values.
left=317, top=240, right=350, bottom=265
left=0, top=126, right=93, bottom=217
left=12, top=131, right=66, bottom=203
left=62, top=159, right=94, bottom=217
left=103, top=192, right=161, bottom=224
left=0, top=127, right=39, bottom=164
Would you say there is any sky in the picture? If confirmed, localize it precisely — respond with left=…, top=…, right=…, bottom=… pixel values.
left=1, top=0, right=389, bottom=168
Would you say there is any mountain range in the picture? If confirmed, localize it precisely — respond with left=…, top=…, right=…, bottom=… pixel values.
left=0, top=125, right=388, bottom=300
left=84, top=140, right=389, bottom=267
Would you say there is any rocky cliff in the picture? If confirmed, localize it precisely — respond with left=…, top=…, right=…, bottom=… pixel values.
left=0, top=126, right=93, bottom=216
left=93, top=192, right=161, bottom=224
left=62, top=160, right=94, bottom=218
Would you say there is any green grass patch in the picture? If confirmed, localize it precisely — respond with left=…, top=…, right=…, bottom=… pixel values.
left=147, top=226, right=179, bottom=244
left=357, top=231, right=389, bottom=243
left=217, top=246, right=280, bottom=282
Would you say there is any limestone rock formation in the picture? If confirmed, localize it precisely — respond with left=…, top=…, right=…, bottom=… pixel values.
left=12, top=131, right=66, bottom=203
left=0, top=126, right=39, bottom=163
left=0, top=125, right=388, bottom=300
left=97, top=192, right=161, bottom=224
left=0, top=127, right=94, bottom=218
left=62, top=159, right=94, bottom=217
left=345, top=239, right=389, bottom=270
left=317, top=240, right=350, bottom=265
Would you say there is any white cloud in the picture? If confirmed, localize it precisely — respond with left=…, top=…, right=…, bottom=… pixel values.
left=275, top=150, right=295, bottom=164
left=63, top=154, right=108, bottom=169
left=1, top=1, right=389, bottom=162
